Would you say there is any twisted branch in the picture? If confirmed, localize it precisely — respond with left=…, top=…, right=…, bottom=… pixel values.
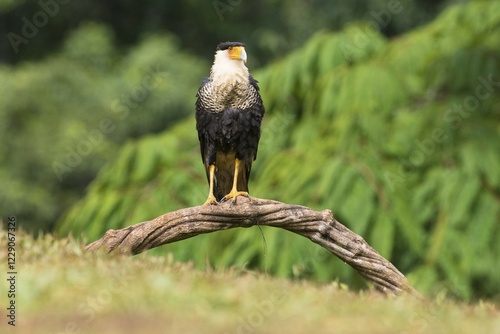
left=86, top=197, right=419, bottom=296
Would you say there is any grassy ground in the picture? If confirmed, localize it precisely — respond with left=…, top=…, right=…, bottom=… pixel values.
left=0, top=230, right=498, bottom=334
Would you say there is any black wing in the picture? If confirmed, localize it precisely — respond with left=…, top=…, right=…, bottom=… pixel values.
left=248, top=75, right=265, bottom=161
left=240, top=75, right=265, bottom=189
left=195, top=77, right=213, bottom=184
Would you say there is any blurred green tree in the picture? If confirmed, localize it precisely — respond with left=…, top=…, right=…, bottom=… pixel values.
left=0, top=0, right=470, bottom=233
left=57, top=1, right=500, bottom=301
left=1, top=0, right=463, bottom=65
left=0, top=22, right=207, bottom=230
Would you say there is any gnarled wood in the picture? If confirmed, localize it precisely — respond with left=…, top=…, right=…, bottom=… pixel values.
left=86, top=197, right=419, bottom=296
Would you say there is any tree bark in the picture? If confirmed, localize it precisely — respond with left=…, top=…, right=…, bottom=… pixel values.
left=86, top=197, right=419, bottom=296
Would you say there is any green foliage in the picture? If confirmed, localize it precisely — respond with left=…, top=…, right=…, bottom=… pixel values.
left=0, top=0, right=464, bottom=64
left=0, top=22, right=207, bottom=230
left=57, top=2, right=500, bottom=301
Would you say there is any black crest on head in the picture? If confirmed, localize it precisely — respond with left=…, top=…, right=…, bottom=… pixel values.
left=217, top=41, right=246, bottom=51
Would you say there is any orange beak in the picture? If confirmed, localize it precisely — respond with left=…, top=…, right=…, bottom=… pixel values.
left=228, top=46, right=247, bottom=62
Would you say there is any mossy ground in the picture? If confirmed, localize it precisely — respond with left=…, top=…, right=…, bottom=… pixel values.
left=0, top=230, right=498, bottom=334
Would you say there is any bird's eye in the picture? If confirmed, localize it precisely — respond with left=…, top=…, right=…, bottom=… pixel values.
left=228, top=46, right=233, bottom=50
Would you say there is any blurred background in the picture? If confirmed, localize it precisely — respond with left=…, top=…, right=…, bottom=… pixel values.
left=1, top=0, right=499, bottom=301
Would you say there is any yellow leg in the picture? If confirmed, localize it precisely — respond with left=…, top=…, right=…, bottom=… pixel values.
left=203, top=165, right=218, bottom=206
left=221, top=158, right=248, bottom=203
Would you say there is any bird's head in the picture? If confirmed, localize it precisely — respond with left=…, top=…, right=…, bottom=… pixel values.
left=216, top=41, right=247, bottom=63
left=210, top=41, right=249, bottom=82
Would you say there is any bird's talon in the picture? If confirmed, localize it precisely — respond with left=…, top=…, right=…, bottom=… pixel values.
left=221, top=190, right=249, bottom=204
left=202, top=195, right=218, bottom=206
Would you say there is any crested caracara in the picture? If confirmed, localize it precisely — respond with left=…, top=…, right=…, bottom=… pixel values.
left=195, top=42, right=265, bottom=205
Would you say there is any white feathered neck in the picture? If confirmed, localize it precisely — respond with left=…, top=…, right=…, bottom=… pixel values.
left=210, top=50, right=249, bottom=85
